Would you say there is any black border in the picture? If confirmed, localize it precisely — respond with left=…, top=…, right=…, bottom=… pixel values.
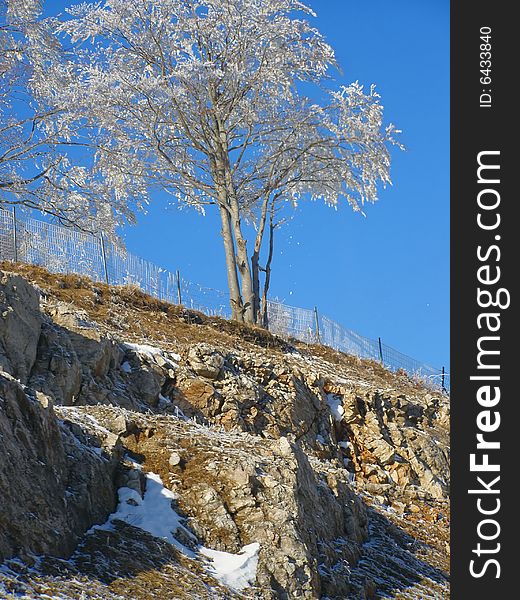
left=451, top=2, right=515, bottom=597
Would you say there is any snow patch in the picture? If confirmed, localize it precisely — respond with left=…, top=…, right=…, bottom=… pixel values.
left=92, top=471, right=260, bottom=591
left=93, top=472, right=196, bottom=555
left=326, top=394, right=344, bottom=422
left=120, top=361, right=132, bottom=373
left=201, top=543, right=260, bottom=592
left=123, top=342, right=181, bottom=364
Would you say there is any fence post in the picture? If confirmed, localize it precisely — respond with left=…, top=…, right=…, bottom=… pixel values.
left=176, top=269, right=182, bottom=305
left=314, top=306, right=321, bottom=344
left=442, top=366, right=446, bottom=392
left=378, top=337, right=384, bottom=365
left=12, top=207, right=18, bottom=262
left=99, top=232, right=109, bottom=285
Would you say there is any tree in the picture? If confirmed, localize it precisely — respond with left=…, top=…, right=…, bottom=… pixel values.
left=0, top=0, right=139, bottom=234
left=59, top=0, right=400, bottom=321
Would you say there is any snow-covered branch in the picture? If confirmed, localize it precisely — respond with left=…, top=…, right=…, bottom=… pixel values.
left=43, top=0, right=400, bottom=320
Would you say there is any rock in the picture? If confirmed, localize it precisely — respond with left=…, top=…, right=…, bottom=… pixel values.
left=28, top=321, right=82, bottom=405
left=0, top=272, right=42, bottom=382
left=0, top=375, right=119, bottom=561
left=178, top=377, right=219, bottom=414
left=391, top=500, right=406, bottom=514
left=49, top=303, right=115, bottom=378
left=169, top=451, right=182, bottom=467
left=277, top=436, right=293, bottom=457
left=118, top=467, right=145, bottom=496
left=185, top=482, right=242, bottom=551
left=112, top=413, right=131, bottom=436
left=0, top=271, right=450, bottom=599
left=126, top=364, right=164, bottom=407
left=187, top=343, right=224, bottom=379
left=126, top=420, right=369, bottom=599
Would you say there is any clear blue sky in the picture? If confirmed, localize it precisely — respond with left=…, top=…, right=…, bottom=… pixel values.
left=44, top=0, right=450, bottom=370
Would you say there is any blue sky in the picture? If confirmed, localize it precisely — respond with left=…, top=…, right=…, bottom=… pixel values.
left=44, top=0, right=450, bottom=370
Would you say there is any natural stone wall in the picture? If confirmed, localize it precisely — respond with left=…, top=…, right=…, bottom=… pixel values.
left=0, top=374, right=121, bottom=561
left=0, top=270, right=450, bottom=599
left=0, top=272, right=42, bottom=383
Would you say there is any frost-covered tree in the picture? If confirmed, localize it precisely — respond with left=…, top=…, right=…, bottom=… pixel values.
left=59, top=0, right=400, bottom=321
left=0, top=0, right=139, bottom=233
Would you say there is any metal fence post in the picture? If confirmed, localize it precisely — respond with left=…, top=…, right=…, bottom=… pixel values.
left=314, top=306, right=321, bottom=344
left=99, top=232, right=109, bottom=285
left=378, top=337, right=384, bottom=365
left=176, top=269, right=182, bottom=305
left=12, top=207, right=18, bottom=262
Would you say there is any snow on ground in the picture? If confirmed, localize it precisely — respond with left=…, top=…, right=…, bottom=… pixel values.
left=92, top=471, right=260, bottom=592
left=92, top=472, right=196, bottom=556
left=326, top=393, right=344, bottom=422
left=200, top=543, right=260, bottom=591
left=123, top=342, right=181, bottom=365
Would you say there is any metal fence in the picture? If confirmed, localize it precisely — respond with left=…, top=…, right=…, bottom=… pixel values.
left=0, top=208, right=449, bottom=391
left=267, top=301, right=448, bottom=390
left=0, top=209, right=230, bottom=316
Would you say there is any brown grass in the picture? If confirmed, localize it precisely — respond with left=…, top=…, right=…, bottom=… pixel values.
left=1, top=261, right=439, bottom=397
left=1, top=262, right=292, bottom=352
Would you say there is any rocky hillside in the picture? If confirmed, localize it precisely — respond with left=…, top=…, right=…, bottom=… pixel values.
left=0, top=265, right=450, bottom=599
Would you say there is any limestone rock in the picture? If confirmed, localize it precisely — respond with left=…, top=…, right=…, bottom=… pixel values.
left=0, top=272, right=42, bottom=382
left=0, top=375, right=119, bottom=561
left=28, top=321, right=82, bottom=405
left=169, top=451, right=182, bottom=467
left=187, top=343, right=224, bottom=379
left=177, top=376, right=220, bottom=415
left=0, top=272, right=450, bottom=599
left=49, top=303, right=115, bottom=378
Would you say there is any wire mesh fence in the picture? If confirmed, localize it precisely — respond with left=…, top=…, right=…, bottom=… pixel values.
left=0, top=209, right=232, bottom=316
left=267, top=300, right=448, bottom=390
left=0, top=208, right=449, bottom=391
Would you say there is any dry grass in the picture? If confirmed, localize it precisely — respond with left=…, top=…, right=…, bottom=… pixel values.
left=1, top=262, right=292, bottom=354
left=0, top=522, right=242, bottom=600
left=1, top=261, right=439, bottom=399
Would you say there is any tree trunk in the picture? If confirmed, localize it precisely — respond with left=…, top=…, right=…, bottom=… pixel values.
left=218, top=204, right=244, bottom=321
left=210, top=147, right=244, bottom=322
left=251, top=250, right=261, bottom=323
left=251, top=193, right=271, bottom=326
left=221, top=151, right=256, bottom=324
left=260, top=209, right=276, bottom=329
left=230, top=203, right=255, bottom=324
left=212, top=117, right=256, bottom=324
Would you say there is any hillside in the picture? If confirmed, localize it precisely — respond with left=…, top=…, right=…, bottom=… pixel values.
left=0, top=265, right=450, bottom=599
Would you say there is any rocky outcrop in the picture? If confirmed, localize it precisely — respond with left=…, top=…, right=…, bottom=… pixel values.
left=0, top=272, right=41, bottom=383
left=327, top=386, right=450, bottom=500
left=101, top=408, right=367, bottom=599
left=29, top=320, right=82, bottom=405
left=167, top=347, right=449, bottom=503
left=0, top=373, right=121, bottom=561
left=0, top=269, right=450, bottom=599
left=187, top=343, right=225, bottom=379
